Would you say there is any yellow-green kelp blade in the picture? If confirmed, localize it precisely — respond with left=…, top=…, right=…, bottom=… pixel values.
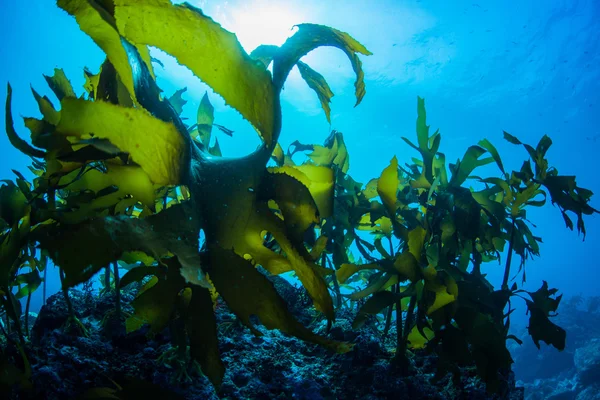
left=113, top=0, right=276, bottom=145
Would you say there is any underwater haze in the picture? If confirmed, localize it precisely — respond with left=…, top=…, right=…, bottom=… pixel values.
left=0, top=0, right=599, bottom=399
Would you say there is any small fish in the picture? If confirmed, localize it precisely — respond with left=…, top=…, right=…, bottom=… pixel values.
left=586, top=134, right=600, bottom=142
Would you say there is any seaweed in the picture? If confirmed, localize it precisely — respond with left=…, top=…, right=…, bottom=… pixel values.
left=0, top=0, right=597, bottom=397
left=2, top=0, right=369, bottom=392
left=313, top=98, right=598, bottom=393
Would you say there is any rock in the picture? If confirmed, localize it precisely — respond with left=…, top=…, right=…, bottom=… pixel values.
left=4, top=277, right=526, bottom=399
left=575, top=339, right=600, bottom=387
left=576, top=385, right=600, bottom=400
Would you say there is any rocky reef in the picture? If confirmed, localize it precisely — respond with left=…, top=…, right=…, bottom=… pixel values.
left=511, top=296, right=600, bottom=400
left=5, top=277, right=525, bottom=399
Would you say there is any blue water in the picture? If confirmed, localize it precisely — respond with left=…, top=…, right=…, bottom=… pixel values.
left=1, top=0, right=598, bottom=331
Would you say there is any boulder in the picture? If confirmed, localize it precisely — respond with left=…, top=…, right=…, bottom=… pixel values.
left=574, top=339, right=600, bottom=387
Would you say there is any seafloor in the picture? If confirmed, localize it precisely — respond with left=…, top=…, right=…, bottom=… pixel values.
left=1, top=276, right=533, bottom=399
left=4, top=277, right=600, bottom=399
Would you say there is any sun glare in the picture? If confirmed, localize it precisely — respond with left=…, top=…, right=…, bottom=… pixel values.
left=224, top=1, right=307, bottom=52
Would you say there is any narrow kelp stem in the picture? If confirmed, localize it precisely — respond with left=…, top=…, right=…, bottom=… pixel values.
left=5, top=304, right=11, bottom=335
left=112, top=261, right=121, bottom=323
left=24, top=291, right=32, bottom=338
left=403, top=294, right=417, bottom=343
left=324, top=255, right=342, bottom=309
left=383, top=301, right=393, bottom=336
left=24, top=246, right=31, bottom=337
left=49, top=188, right=74, bottom=319
left=2, top=285, right=25, bottom=345
left=104, top=266, right=111, bottom=293
left=42, top=266, right=47, bottom=306
left=59, top=269, right=75, bottom=321
left=0, top=315, right=10, bottom=343
left=502, top=218, right=516, bottom=290
left=394, top=283, right=403, bottom=358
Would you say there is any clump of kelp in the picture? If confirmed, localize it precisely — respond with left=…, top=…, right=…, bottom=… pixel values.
left=0, top=0, right=597, bottom=397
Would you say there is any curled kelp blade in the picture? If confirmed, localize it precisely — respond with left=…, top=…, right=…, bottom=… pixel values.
left=273, top=23, right=371, bottom=106
left=250, top=45, right=336, bottom=123
left=5, top=84, right=46, bottom=159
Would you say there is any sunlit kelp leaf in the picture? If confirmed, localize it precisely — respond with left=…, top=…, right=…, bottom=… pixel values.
left=348, top=272, right=399, bottom=301
left=21, top=117, right=55, bottom=151
left=194, top=92, right=215, bottom=146
left=407, top=325, right=435, bottom=349
left=262, top=168, right=319, bottom=243
left=126, top=258, right=186, bottom=335
left=363, top=178, right=379, bottom=200
left=310, top=235, right=328, bottom=261
left=356, top=214, right=393, bottom=236
left=31, top=87, right=61, bottom=126
left=204, top=246, right=352, bottom=353
left=336, top=262, right=380, bottom=284
left=167, top=87, right=187, bottom=116
left=524, top=281, right=566, bottom=350
left=268, top=165, right=334, bottom=219
left=0, top=182, right=28, bottom=226
left=119, top=265, right=166, bottom=289
left=185, top=286, right=224, bottom=388
left=272, top=23, right=371, bottom=106
left=393, top=252, right=421, bottom=282
left=249, top=44, right=279, bottom=68
left=55, top=165, right=157, bottom=222
left=377, top=156, right=399, bottom=216
left=352, top=289, right=410, bottom=329
left=542, top=174, right=598, bottom=237
left=290, top=131, right=349, bottom=174
left=510, top=182, right=546, bottom=217
left=208, top=137, right=222, bottom=157
left=43, top=68, right=76, bottom=101
left=407, top=226, right=426, bottom=262
left=57, top=0, right=140, bottom=103
left=56, top=97, right=187, bottom=185
left=449, top=145, right=494, bottom=187
left=83, top=67, right=100, bottom=99
left=266, top=218, right=335, bottom=321
left=402, top=97, right=440, bottom=187
left=271, top=143, right=285, bottom=166
left=33, top=202, right=207, bottom=288
left=478, top=138, right=505, bottom=175
left=5, top=84, right=46, bottom=158
left=0, top=215, right=30, bottom=287
left=13, top=270, right=42, bottom=299
left=296, top=61, right=334, bottom=123
left=58, top=138, right=126, bottom=164
left=425, top=275, right=458, bottom=315
left=191, top=151, right=334, bottom=321
left=471, top=185, right=507, bottom=222
left=113, top=0, right=276, bottom=145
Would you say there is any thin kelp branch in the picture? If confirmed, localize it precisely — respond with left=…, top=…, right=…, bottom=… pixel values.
left=502, top=218, right=516, bottom=290
left=112, top=261, right=121, bottom=323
